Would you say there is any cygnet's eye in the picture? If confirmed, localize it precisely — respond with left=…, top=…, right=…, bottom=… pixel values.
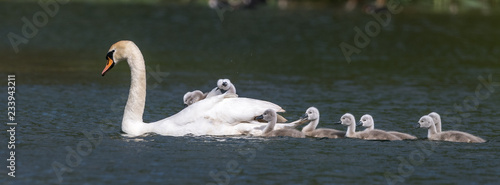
left=308, top=111, right=312, bottom=114
left=362, top=119, right=366, bottom=122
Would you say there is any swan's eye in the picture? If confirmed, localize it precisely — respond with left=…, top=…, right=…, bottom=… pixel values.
left=362, top=119, right=366, bottom=122
left=106, top=50, right=115, bottom=60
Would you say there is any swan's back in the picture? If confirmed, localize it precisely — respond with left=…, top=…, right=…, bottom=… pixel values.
left=158, top=96, right=284, bottom=125
left=356, top=129, right=402, bottom=141
left=207, top=97, right=284, bottom=123
left=265, top=129, right=306, bottom=138
left=433, top=130, right=486, bottom=143
left=386, top=131, right=417, bottom=140
left=306, top=128, right=345, bottom=138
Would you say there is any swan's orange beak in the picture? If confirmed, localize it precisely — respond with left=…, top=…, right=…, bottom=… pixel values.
left=101, top=56, right=115, bottom=76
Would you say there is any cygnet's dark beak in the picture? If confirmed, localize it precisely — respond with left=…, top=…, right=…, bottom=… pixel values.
left=414, top=123, right=421, bottom=129
left=334, top=121, right=342, bottom=125
left=255, top=115, right=264, bottom=120
left=222, top=82, right=228, bottom=87
left=356, top=121, right=363, bottom=127
left=300, top=113, right=308, bottom=120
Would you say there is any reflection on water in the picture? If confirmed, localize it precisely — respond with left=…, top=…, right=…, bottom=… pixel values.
left=1, top=1, right=499, bottom=184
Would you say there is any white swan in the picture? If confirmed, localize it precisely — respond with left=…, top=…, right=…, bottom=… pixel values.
left=338, top=113, right=401, bottom=141
left=217, top=79, right=236, bottom=94
left=417, top=115, right=485, bottom=143
left=359, top=114, right=417, bottom=140
left=101, top=40, right=288, bottom=137
left=428, top=112, right=442, bottom=133
left=256, top=109, right=305, bottom=138
left=300, top=107, right=345, bottom=138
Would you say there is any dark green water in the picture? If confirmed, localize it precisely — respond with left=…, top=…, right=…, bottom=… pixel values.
left=1, top=1, right=499, bottom=184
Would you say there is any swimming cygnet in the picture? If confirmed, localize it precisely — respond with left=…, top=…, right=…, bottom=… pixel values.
left=256, top=109, right=305, bottom=138
left=217, top=79, right=236, bottom=94
left=300, top=107, right=345, bottom=138
left=338, top=113, right=401, bottom=141
left=417, top=115, right=485, bottom=143
left=428, top=112, right=442, bottom=133
left=359, top=114, right=417, bottom=140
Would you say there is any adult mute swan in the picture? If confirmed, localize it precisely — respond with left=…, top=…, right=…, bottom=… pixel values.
left=359, top=114, right=417, bottom=140
left=416, top=115, right=485, bottom=143
left=300, top=107, right=345, bottom=138
left=101, top=40, right=288, bottom=137
left=256, top=109, right=305, bottom=138
left=338, top=113, right=401, bottom=141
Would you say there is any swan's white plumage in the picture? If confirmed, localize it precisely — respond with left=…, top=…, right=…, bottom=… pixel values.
left=103, top=40, right=285, bottom=137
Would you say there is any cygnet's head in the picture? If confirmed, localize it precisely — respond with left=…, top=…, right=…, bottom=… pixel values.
left=339, top=113, right=356, bottom=126
left=255, top=109, right=277, bottom=122
left=359, top=114, right=374, bottom=128
left=217, top=79, right=232, bottom=91
left=183, top=90, right=204, bottom=106
left=417, top=115, right=435, bottom=129
left=428, top=112, right=441, bottom=124
left=300, top=107, right=320, bottom=121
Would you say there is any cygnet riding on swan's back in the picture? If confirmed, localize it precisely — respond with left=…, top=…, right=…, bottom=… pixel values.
left=256, top=109, right=305, bottom=138
left=338, top=113, right=401, bottom=141
left=416, top=115, right=485, bottom=143
left=183, top=79, right=237, bottom=106
left=359, top=114, right=417, bottom=140
left=101, top=40, right=287, bottom=137
left=183, top=90, right=205, bottom=106
left=217, top=79, right=236, bottom=94
left=300, top=107, right=345, bottom=138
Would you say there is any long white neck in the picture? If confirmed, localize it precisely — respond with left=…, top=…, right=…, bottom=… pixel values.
left=121, top=46, right=147, bottom=136
left=302, top=118, right=319, bottom=132
left=263, top=117, right=277, bottom=134
left=427, top=123, right=438, bottom=138
left=346, top=123, right=356, bottom=137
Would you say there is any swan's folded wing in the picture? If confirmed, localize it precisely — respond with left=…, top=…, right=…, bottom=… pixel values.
left=204, top=97, right=285, bottom=124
